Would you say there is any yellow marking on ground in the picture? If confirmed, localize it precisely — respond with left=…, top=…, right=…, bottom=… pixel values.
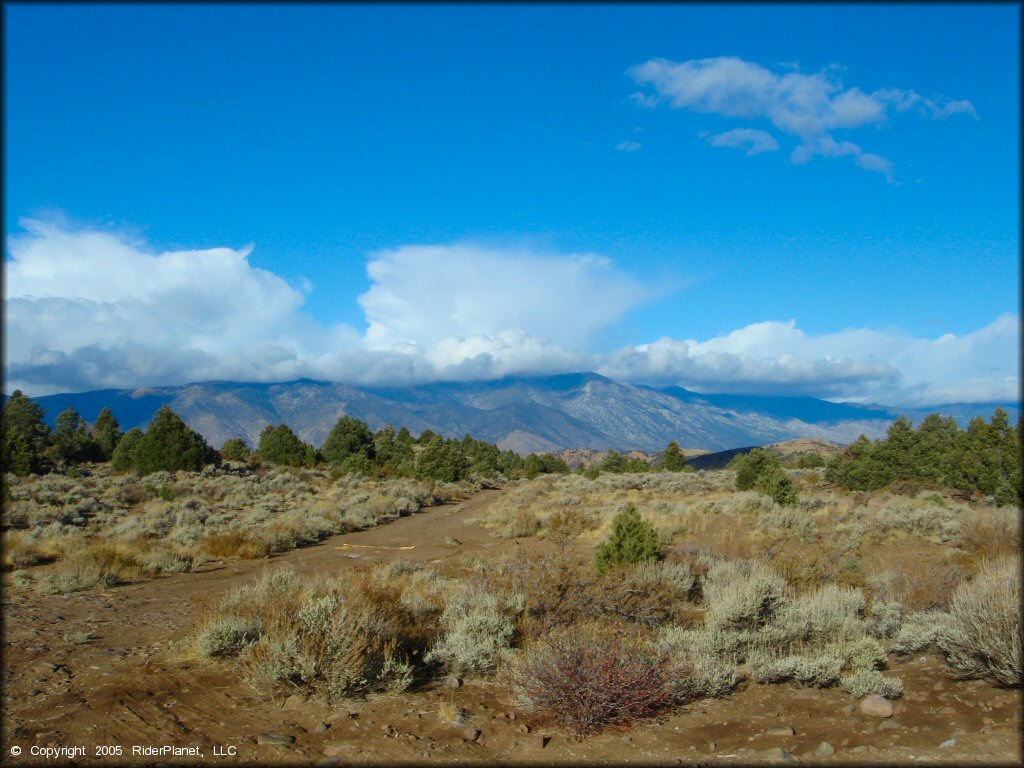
left=337, top=543, right=416, bottom=551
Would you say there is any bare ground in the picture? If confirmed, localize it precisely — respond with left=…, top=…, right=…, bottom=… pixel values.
left=2, top=489, right=1021, bottom=765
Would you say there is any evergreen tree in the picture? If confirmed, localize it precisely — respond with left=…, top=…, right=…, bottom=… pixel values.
left=598, top=449, right=627, bottom=473
left=256, top=424, right=314, bottom=467
left=91, top=407, right=122, bottom=461
left=415, top=436, right=468, bottom=482
left=321, top=415, right=375, bottom=466
left=733, top=449, right=782, bottom=490
left=594, top=504, right=661, bottom=576
left=132, top=406, right=219, bottom=475
left=796, top=452, right=826, bottom=469
left=659, top=441, right=690, bottom=472
left=876, top=416, right=916, bottom=480
left=1, top=390, right=51, bottom=475
left=111, top=428, right=144, bottom=472
left=220, top=437, right=251, bottom=462
left=755, top=463, right=799, bottom=506
left=48, top=407, right=97, bottom=466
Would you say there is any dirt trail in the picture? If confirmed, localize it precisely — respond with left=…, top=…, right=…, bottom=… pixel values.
left=2, top=488, right=1021, bottom=765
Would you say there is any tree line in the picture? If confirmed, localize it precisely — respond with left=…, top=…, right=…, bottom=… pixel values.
left=825, top=409, right=1022, bottom=505
left=0, top=391, right=688, bottom=481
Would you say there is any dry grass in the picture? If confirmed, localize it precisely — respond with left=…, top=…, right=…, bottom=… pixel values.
left=3, top=466, right=465, bottom=590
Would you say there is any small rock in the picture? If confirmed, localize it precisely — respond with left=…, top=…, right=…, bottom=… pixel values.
left=767, top=725, right=795, bottom=736
left=282, top=693, right=307, bottom=710
left=933, top=681, right=945, bottom=691
left=851, top=745, right=867, bottom=753
left=461, top=727, right=481, bottom=742
left=939, top=738, right=956, bottom=749
left=34, top=661, right=58, bottom=674
left=815, top=741, right=835, bottom=756
left=444, top=674, right=463, bottom=689
left=937, top=705, right=957, bottom=716
left=841, top=703, right=856, bottom=715
left=622, top=735, right=632, bottom=743
left=504, top=711, right=516, bottom=720
left=761, top=746, right=798, bottom=763
left=380, top=724, right=397, bottom=737
left=706, top=741, right=717, bottom=752
left=526, top=733, right=549, bottom=750
left=257, top=733, right=295, bottom=746
left=517, top=723, right=530, bottom=734
left=323, top=743, right=348, bottom=757
left=877, top=720, right=904, bottom=731
left=860, top=695, right=894, bottom=718
left=314, top=722, right=330, bottom=733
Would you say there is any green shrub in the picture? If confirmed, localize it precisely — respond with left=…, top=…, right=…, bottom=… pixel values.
left=220, top=438, right=251, bottom=462
left=754, top=464, right=799, bottom=506
left=594, top=504, right=661, bottom=576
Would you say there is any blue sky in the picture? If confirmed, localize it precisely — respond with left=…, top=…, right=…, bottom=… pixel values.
left=4, top=3, right=1019, bottom=405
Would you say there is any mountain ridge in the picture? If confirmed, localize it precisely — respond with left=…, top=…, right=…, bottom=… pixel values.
left=9, top=374, right=1019, bottom=455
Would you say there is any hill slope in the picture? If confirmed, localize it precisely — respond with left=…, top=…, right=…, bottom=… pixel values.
left=18, top=374, right=1019, bottom=454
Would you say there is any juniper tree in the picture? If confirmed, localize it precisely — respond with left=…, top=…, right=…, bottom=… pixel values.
left=1, top=390, right=51, bottom=475
left=91, top=407, right=122, bottom=461
left=131, top=406, right=219, bottom=475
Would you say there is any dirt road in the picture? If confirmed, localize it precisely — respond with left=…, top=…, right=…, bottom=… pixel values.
left=2, top=489, right=1020, bottom=765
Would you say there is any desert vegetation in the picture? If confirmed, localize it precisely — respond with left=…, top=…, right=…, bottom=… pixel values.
left=188, top=447, right=1020, bottom=741
left=3, top=396, right=1021, bottom=749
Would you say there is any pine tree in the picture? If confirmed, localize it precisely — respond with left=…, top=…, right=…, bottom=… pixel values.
left=92, top=408, right=123, bottom=461
left=255, top=424, right=314, bottom=467
left=131, top=406, right=219, bottom=475
left=659, top=441, right=690, bottom=472
left=111, top=428, right=144, bottom=472
left=48, top=407, right=97, bottom=466
left=594, top=504, right=661, bottom=576
left=1, top=390, right=51, bottom=475
left=321, top=415, right=375, bottom=466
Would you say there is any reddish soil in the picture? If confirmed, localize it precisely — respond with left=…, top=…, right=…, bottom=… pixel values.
left=2, top=489, right=1021, bottom=765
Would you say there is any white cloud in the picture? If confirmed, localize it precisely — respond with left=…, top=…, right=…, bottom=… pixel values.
left=615, top=140, right=643, bottom=152
left=358, top=243, right=648, bottom=349
left=629, top=56, right=976, bottom=180
left=702, top=128, right=779, bottom=155
left=599, top=315, right=1019, bottom=406
left=4, top=221, right=1016, bottom=406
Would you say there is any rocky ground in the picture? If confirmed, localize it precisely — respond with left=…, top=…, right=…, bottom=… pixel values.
left=2, top=489, right=1021, bottom=765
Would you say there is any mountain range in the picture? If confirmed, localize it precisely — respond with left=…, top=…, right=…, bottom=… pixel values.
left=15, top=374, right=1020, bottom=454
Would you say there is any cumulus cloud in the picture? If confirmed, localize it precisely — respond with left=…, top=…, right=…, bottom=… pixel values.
left=599, top=314, right=1019, bottom=406
left=701, top=128, right=780, bottom=155
left=4, top=220, right=1016, bottom=406
left=359, top=243, right=648, bottom=349
left=629, top=56, right=976, bottom=181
